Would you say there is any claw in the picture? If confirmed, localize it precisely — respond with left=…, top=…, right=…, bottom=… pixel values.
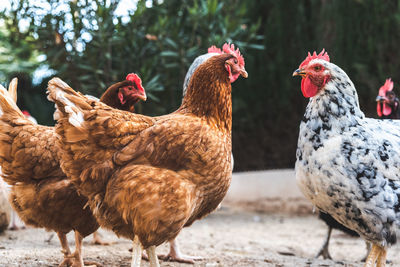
left=158, top=253, right=202, bottom=264
left=159, top=239, right=202, bottom=264
left=315, top=226, right=333, bottom=260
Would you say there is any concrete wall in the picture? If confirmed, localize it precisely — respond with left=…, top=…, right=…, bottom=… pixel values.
left=223, top=169, right=313, bottom=215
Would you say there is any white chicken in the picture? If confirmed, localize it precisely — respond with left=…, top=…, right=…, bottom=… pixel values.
left=294, top=50, right=400, bottom=267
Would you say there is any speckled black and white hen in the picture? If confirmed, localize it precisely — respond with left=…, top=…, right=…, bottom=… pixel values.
left=294, top=50, right=400, bottom=267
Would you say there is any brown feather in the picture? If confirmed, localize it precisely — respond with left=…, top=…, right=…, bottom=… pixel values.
left=47, top=54, right=235, bottom=249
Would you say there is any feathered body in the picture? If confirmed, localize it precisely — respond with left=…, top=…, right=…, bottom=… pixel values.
left=46, top=53, right=247, bottom=262
left=296, top=58, right=400, bottom=247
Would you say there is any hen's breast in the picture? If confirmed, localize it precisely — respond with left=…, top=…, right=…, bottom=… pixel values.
left=87, top=122, right=232, bottom=248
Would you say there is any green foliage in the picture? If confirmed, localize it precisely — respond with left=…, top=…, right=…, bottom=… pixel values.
left=2, top=0, right=262, bottom=118
left=4, top=0, right=400, bottom=171
left=0, top=20, right=39, bottom=82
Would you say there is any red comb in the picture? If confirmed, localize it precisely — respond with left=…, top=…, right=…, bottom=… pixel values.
left=299, top=49, right=330, bottom=68
left=126, top=73, right=142, bottom=86
left=125, top=73, right=145, bottom=92
left=208, top=45, right=223, bottom=54
left=22, top=110, right=30, bottom=116
left=379, top=78, right=393, bottom=96
left=222, top=43, right=245, bottom=67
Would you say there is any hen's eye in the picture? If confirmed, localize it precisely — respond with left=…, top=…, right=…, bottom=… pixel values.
left=234, top=58, right=238, bottom=64
left=314, top=66, right=321, bottom=71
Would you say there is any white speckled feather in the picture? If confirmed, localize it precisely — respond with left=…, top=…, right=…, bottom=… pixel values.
left=296, top=59, right=400, bottom=247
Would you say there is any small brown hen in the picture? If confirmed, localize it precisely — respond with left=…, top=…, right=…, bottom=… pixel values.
left=0, top=75, right=146, bottom=266
left=100, top=73, right=146, bottom=112
left=47, top=48, right=247, bottom=267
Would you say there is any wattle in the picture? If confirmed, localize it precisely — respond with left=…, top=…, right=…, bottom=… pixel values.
left=230, top=73, right=240, bottom=83
left=118, top=91, right=126, bottom=105
left=383, top=103, right=392, bottom=116
left=301, top=76, right=319, bottom=98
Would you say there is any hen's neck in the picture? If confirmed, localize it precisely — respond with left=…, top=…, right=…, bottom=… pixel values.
left=302, top=73, right=365, bottom=130
left=297, top=71, right=365, bottom=158
left=179, top=75, right=232, bottom=134
left=100, top=86, right=121, bottom=109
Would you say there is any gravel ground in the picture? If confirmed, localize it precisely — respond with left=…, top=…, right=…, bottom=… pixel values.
left=0, top=205, right=399, bottom=267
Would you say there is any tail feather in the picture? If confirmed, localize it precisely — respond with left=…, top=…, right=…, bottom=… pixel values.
left=47, top=78, right=92, bottom=128
left=0, top=78, right=24, bottom=120
left=0, top=78, right=48, bottom=185
left=8, top=78, right=18, bottom=103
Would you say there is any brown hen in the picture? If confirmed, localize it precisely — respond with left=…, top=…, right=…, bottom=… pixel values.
left=0, top=75, right=146, bottom=266
left=47, top=50, right=247, bottom=267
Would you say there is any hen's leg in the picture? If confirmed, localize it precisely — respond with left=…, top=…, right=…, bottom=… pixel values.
left=361, top=242, right=371, bottom=262
left=73, top=231, right=85, bottom=267
left=63, top=231, right=101, bottom=267
left=8, top=210, right=25, bottom=230
left=364, top=244, right=384, bottom=267
left=158, top=238, right=202, bottom=263
left=92, top=231, right=110, bottom=246
left=376, top=247, right=387, bottom=267
left=315, top=226, right=332, bottom=259
left=57, top=232, right=72, bottom=267
left=46, top=232, right=56, bottom=243
left=146, top=245, right=160, bottom=267
left=131, top=236, right=143, bottom=267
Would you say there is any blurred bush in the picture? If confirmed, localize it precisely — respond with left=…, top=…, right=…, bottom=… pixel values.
left=1, top=0, right=262, bottom=115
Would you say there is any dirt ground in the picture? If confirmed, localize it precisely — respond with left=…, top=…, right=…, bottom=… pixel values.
left=1, top=170, right=399, bottom=267
left=1, top=204, right=399, bottom=267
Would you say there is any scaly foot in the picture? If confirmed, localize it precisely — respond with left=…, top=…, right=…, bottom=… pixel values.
left=159, top=238, right=202, bottom=264
left=58, top=253, right=102, bottom=267
left=158, top=253, right=202, bottom=264
left=140, top=250, right=201, bottom=264
left=8, top=224, right=26, bottom=231
left=315, top=245, right=332, bottom=260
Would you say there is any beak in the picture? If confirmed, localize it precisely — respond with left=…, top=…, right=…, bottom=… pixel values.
left=376, top=95, right=385, bottom=102
left=293, top=68, right=306, bottom=77
left=240, top=67, right=248, bottom=78
left=138, top=92, right=147, bottom=102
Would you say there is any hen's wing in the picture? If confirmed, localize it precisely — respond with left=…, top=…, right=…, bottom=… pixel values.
left=113, top=114, right=216, bottom=170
